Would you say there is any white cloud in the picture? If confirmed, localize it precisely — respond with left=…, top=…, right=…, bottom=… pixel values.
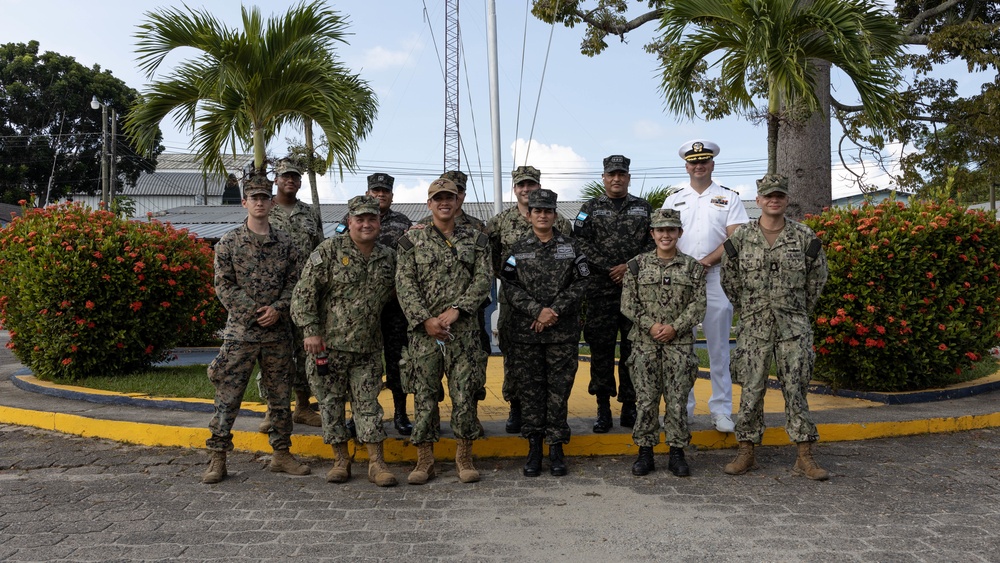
left=509, top=139, right=589, bottom=201
left=631, top=119, right=667, bottom=141
left=356, top=36, right=421, bottom=71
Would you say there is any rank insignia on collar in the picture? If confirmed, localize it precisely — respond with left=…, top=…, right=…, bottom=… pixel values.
left=663, top=276, right=671, bottom=285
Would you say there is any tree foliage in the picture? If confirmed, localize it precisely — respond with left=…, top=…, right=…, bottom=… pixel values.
left=0, top=41, right=161, bottom=206
left=533, top=0, right=1000, bottom=202
left=656, top=0, right=902, bottom=176
left=125, top=0, right=378, bottom=180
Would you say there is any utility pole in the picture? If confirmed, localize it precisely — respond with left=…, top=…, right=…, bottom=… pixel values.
left=444, top=0, right=460, bottom=172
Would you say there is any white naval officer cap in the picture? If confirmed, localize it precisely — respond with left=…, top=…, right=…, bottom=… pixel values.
left=678, top=140, right=720, bottom=162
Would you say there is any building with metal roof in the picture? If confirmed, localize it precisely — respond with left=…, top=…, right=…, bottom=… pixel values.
left=66, top=153, right=251, bottom=218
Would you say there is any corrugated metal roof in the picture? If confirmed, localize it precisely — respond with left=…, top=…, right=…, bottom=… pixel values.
left=155, top=153, right=253, bottom=171
left=127, top=171, right=230, bottom=197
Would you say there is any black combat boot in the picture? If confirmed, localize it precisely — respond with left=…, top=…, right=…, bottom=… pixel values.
left=593, top=395, right=612, bottom=433
left=549, top=443, right=567, bottom=477
left=632, top=446, right=655, bottom=476
left=523, top=434, right=543, bottom=477
left=392, top=391, right=413, bottom=436
left=506, top=400, right=523, bottom=434
left=619, top=401, right=637, bottom=428
left=667, top=446, right=690, bottom=477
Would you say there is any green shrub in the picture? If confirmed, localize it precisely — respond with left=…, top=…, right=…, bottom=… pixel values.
left=0, top=202, right=218, bottom=381
left=803, top=199, right=1000, bottom=391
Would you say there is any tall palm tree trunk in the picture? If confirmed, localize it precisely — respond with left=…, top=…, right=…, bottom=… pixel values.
left=304, top=117, right=324, bottom=241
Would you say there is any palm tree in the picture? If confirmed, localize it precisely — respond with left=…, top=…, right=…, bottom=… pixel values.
left=124, top=1, right=377, bottom=180
left=658, top=0, right=902, bottom=180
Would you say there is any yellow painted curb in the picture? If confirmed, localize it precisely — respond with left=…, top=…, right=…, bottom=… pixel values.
left=4, top=403, right=1000, bottom=462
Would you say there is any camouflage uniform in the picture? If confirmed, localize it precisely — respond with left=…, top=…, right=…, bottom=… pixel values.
left=290, top=232, right=396, bottom=445
left=487, top=205, right=574, bottom=401
left=418, top=211, right=486, bottom=232
left=721, top=219, right=828, bottom=444
left=621, top=250, right=707, bottom=448
left=375, top=209, right=414, bottom=397
left=500, top=228, right=589, bottom=444
left=261, top=199, right=322, bottom=399
left=207, top=220, right=301, bottom=452
left=574, top=194, right=654, bottom=402
left=395, top=224, right=492, bottom=444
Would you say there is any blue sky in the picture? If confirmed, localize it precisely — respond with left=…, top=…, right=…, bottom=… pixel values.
left=2, top=0, right=976, bottom=204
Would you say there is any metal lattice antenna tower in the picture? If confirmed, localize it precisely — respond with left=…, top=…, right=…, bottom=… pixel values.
left=444, top=0, right=460, bottom=171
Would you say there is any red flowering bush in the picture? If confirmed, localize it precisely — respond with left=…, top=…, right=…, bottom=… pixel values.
left=0, top=203, right=218, bottom=381
left=804, top=199, right=1000, bottom=391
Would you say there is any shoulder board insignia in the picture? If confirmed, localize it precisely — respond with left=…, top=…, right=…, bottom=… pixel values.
left=719, top=185, right=736, bottom=192
left=664, top=186, right=682, bottom=198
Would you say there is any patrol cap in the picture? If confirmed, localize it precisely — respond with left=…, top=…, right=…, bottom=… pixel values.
left=603, top=155, right=630, bottom=174
left=678, top=139, right=720, bottom=162
left=242, top=174, right=273, bottom=198
left=650, top=208, right=683, bottom=229
left=528, top=188, right=558, bottom=210
left=428, top=177, right=459, bottom=198
left=511, top=165, right=541, bottom=185
left=367, top=173, right=394, bottom=191
left=440, top=170, right=468, bottom=191
left=347, top=195, right=380, bottom=216
left=756, top=173, right=789, bottom=196
left=274, top=159, right=303, bottom=176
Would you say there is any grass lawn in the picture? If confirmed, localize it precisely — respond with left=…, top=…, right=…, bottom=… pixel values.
left=61, top=364, right=262, bottom=402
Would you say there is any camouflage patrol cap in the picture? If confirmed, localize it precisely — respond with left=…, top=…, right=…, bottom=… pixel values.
left=428, top=177, right=459, bottom=197
left=528, top=188, right=558, bottom=210
left=367, top=173, right=394, bottom=191
left=756, top=173, right=789, bottom=196
left=512, top=165, right=541, bottom=185
left=441, top=171, right=468, bottom=191
left=274, top=159, right=303, bottom=176
left=650, top=208, right=683, bottom=229
left=603, top=155, right=630, bottom=174
left=348, top=195, right=380, bottom=216
left=242, top=174, right=273, bottom=198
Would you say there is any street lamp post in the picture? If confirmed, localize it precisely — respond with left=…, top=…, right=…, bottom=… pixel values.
left=91, top=96, right=116, bottom=208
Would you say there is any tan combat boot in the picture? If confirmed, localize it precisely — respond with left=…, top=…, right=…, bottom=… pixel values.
left=793, top=441, right=830, bottom=481
left=407, top=442, right=436, bottom=485
left=455, top=439, right=480, bottom=483
left=292, top=390, right=322, bottom=427
left=366, top=442, right=398, bottom=487
left=257, top=410, right=271, bottom=433
left=269, top=450, right=311, bottom=476
left=202, top=451, right=227, bottom=484
left=326, top=443, right=352, bottom=483
left=724, top=441, right=758, bottom=475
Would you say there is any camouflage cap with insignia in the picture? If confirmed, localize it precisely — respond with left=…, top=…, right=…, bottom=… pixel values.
left=367, top=173, right=394, bottom=191
left=756, top=173, right=789, bottom=196
left=274, top=159, right=303, bottom=176
left=528, top=188, right=558, bottom=210
left=603, top=155, right=630, bottom=174
left=348, top=194, right=381, bottom=216
left=511, top=165, right=541, bottom=185
left=428, top=177, right=459, bottom=197
left=650, top=208, right=683, bottom=229
left=678, top=139, right=720, bottom=162
left=440, top=170, right=468, bottom=191
left=242, top=174, right=273, bottom=198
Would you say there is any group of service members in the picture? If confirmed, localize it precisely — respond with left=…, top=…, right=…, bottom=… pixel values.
left=201, top=139, right=831, bottom=487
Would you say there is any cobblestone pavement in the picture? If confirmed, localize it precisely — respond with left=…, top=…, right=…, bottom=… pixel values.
left=1, top=424, right=999, bottom=562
